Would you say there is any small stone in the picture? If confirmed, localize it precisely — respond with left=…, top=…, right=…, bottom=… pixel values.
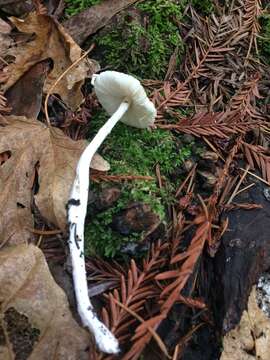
left=87, top=187, right=121, bottom=214
left=95, top=187, right=121, bottom=211
left=112, top=202, right=160, bottom=236
left=200, top=151, right=219, bottom=162
left=263, top=188, right=270, bottom=202
left=120, top=242, right=149, bottom=256
left=198, top=170, right=217, bottom=186
left=257, top=273, right=270, bottom=318
left=183, top=159, right=195, bottom=172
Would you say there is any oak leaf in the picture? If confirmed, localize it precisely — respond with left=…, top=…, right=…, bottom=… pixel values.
left=0, top=116, right=87, bottom=242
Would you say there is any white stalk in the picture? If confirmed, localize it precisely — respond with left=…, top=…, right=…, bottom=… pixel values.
left=68, top=101, right=129, bottom=354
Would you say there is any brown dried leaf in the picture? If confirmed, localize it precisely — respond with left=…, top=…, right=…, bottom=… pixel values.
left=0, top=115, right=87, bottom=240
left=0, top=32, right=13, bottom=63
left=0, top=244, right=90, bottom=359
left=1, top=12, right=98, bottom=110
left=155, top=270, right=180, bottom=280
left=5, top=60, right=51, bottom=119
left=154, top=80, right=191, bottom=114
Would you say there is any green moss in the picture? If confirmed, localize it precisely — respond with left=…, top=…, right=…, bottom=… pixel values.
left=65, top=0, right=216, bottom=76
left=191, top=0, right=214, bottom=16
left=85, top=109, right=193, bottom=258
left=259, top=13, right=270, bottom=64
left=85, top=183, right=162, bottom=258
left=94, top=0, right=186, bottom=79
left=64, top=0, right=101, bottom=16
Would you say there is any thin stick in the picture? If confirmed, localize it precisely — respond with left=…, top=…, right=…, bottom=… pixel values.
left=197, top=194, right=209, bottom=219
left=91, top=174, right=154, bottom=183
left=227, top=165, right=250, bottom=204
left=37, top=225, right=45, bottom=247
left=239, top=168, right=270, bottom=186
left=44, top=45, right=94, bottom=127
left=235, top=183, right=255, bottom=196
left=175, top=165, right=196, bottom=197
left=28, top=228, right=62, bottom=235
left=156, top=164, right=163, bottom=189
left=202, top=136, right=225, bottom=162
left=172, top=344, right=180, bottom=360
left=37, top=234, right=43, bottom=248
left=187, top=168, right=196, bottom=193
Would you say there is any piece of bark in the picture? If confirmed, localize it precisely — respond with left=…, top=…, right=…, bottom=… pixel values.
left=212, top=178, right=270, bottom=334
left=63, top=0, right=139, bottom=45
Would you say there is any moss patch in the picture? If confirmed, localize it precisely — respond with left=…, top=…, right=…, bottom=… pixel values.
left=85, top=109, right=193, bottom=258
left=93, top=0, right=186, bottom=79
left=64, top=0, right=101, bottom=16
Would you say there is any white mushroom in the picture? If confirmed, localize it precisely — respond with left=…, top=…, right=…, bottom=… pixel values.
left=92, top=71, right=156, bottom=128
left=67, top=71, right=156, bottom=354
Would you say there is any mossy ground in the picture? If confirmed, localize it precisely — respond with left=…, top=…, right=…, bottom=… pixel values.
left=85, top=110, right=193, bottom=258
left=63, top=0, right=210, bottom=258
left=64, top=0, right=101, bottom=16
left=94, top=0, right=186, bottom=79
left=65, top=0, right=215, bottom=78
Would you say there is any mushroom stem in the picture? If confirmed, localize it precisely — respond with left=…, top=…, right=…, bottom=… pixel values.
left=67, top=101, right=129, bottom=354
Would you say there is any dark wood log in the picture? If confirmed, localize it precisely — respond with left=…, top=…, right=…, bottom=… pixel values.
left=213, top=177, right=270, bottom=334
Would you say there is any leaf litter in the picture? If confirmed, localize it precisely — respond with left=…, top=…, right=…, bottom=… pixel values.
left=0, top=6, right=110, bottom=358
left=0, top=0, right=270, bottom=359
left=1, top=11, right=98, bottom=110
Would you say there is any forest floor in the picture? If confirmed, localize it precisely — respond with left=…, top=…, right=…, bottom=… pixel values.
left=0, top=0, right=270, bottom=359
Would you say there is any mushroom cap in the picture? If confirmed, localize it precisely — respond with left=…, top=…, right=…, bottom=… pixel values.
left=92, top=71, right=156, bottom=129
